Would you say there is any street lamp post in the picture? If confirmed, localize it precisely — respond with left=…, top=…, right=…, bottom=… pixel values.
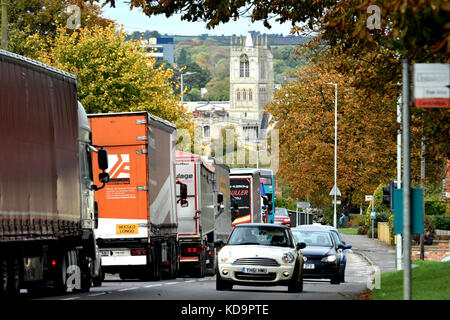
left=180, top=71, right=197, bottom=103
left=326, top=82, right=338, bottom=228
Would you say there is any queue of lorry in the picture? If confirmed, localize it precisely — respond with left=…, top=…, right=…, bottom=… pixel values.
left=0, top=50, right=276, bottom=298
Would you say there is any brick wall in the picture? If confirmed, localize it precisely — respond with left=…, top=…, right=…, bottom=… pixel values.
left=411, top=241, right=450, bottom=261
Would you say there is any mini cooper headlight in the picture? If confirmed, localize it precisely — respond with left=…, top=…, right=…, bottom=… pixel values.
left=282, top=252, right=295, bottom=264
left=219, top=250, right=232, bottom=263
left=321, top=255, right=337, bottom=263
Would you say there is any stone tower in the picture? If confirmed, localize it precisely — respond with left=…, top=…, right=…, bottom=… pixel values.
left=229, top=31, right=274, bottom=142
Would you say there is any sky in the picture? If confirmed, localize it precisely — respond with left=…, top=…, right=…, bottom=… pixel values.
left=100, top=1, right=295, bottom=36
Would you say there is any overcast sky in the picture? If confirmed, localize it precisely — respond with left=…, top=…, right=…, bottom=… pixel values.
left=100, top=1, right=294, bottom=36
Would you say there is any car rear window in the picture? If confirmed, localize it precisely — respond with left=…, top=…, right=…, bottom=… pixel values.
left=292, top=231, right=333, bottom=248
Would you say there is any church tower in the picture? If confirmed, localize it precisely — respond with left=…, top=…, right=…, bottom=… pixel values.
left=229, top=31, right=274, bottom=142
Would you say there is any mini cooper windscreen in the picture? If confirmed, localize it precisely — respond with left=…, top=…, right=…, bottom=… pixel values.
left=228, top=226, right=294, bottom=247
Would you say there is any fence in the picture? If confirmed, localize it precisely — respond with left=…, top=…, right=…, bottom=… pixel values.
left=378, top=222, right=391, bottom=245
left=288, top=210, right=313, bottom=227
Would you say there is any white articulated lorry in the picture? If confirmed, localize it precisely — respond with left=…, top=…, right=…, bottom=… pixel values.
left=175, top=152, right=231, bottom=277
left=0, top=49, right=109, bottom=297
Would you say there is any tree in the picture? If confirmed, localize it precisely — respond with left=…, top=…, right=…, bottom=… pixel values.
left=93, top=0, right=448, bottom=57
left=176, top=47, right=189, bottom=66
left=19, top=24, right=188, bottom=127
left=265, top=60, right=397, bottom=208
left=205, top=77, right=230, bottom=101
left=8, top=0, right=112, bottom=55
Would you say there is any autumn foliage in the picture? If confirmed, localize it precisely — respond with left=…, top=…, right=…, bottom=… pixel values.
left=266, top=60, right=398, bottom=207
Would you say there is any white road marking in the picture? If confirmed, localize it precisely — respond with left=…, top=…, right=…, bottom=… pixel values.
left=61, top=296, right=80, bottom=300
left=165, top=282, right=178, bottom=285
left=145, top=284, right=162, bottom=288
left=89, top=292, right=106, bottom=297
left=119, top=287, right=139, bottom=292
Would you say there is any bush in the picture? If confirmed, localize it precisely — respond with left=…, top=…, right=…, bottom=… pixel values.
left=349, top=214, right=365, bottom=227
left=367, top=226, right=378, bottom=238
left=432, top=215, right=450, bottom=230
left=358, top=225, right=369, bottom=235
left=365, top=183, right=391, bottom=226
left=425, top=200, right=446, bottom=216
left=388, top=214, right=395, bottom=245
left=375, top=211, right=391, bottom=223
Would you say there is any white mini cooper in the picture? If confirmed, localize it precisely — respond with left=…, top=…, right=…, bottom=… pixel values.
left=216, top=223, right=306, bottom=293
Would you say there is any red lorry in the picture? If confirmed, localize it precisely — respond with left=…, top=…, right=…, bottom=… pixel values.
left=0, top=49, right=109, bottom=297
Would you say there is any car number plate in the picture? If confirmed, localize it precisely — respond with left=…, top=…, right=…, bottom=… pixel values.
left=303, top=264, right=315, bottom=269
left=242, top=267, right=268, bottom=274
left=100, top=250, right=110, bottom=257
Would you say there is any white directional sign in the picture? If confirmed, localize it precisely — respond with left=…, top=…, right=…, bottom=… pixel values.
left=413, top=63, right=450, bottom=108
left=329, top=185, right=341, bottom=197
left=296, top=202, right=311, bottom=209
left=332, top=200, right=342, bottom=205
left=365, top=195, right=374, bottom=202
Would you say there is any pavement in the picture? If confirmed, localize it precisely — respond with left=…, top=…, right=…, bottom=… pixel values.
left=341, top=233, right=397, bottom=274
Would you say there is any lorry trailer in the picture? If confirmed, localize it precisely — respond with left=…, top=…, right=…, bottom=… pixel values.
left=88, top=112, right=179, bottom=280
left=0, top=49, right=108, bottom=297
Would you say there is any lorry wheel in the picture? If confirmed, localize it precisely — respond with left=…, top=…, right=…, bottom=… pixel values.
left=165, top=242, right=177, bottom=279
left=72, top=253, right=91, bottom=293
left=193, top=254, right=206, bottom=278
left=150, top=247, right=161, bottom=281
left=0, top=258, right=8, bottom=297
left=7, top=257, right=21, bottom=297
left=53, top=250, right=68, bottom=294
left=92, top=267, right=102, bottom=287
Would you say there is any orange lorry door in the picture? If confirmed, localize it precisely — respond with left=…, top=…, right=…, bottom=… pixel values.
left=89, top=113, right=149, bottom=240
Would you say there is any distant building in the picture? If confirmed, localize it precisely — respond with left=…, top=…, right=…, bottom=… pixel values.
left=188, top=31, right=274, bottom=145
left=142, top=38, right=174, bottom=65
left=228, top=31, right=274, bottom=142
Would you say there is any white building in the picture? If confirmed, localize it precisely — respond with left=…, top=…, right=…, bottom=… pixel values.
left=190, top=31, right=274, bottom=146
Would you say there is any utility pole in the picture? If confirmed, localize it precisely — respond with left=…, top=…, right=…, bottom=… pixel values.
left=396, top=95, right=403, bottom=270
left=420, top=136, right=426, bottom=260
left=402, top=59, right=412, bottom=300
left=1, top=0, right=8, bottom=50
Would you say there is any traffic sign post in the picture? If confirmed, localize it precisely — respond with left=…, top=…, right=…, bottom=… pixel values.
left=329, top=185, right=341, bottom=228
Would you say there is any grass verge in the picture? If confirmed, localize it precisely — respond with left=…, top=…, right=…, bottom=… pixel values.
left=371, top=260, right=450, bottom=300
left=337, top=227, right=359, bottom=235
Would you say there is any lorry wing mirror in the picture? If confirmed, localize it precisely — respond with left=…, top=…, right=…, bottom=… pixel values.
left=98, top=149, right=109, bottom=171
left=99, top=172, right=110, bottom=183
left=180, top=199, right=189, bottom=208
left=263, top=197, right=268, bottom=206
left=217, top=192, right=224, bottom=204
left=180, top=183, right=188, bottom=200
left=214, top=240, right=225, bottom=248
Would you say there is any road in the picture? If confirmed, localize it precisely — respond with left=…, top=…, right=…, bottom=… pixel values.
left=25, top=250, right=375, bottom=301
